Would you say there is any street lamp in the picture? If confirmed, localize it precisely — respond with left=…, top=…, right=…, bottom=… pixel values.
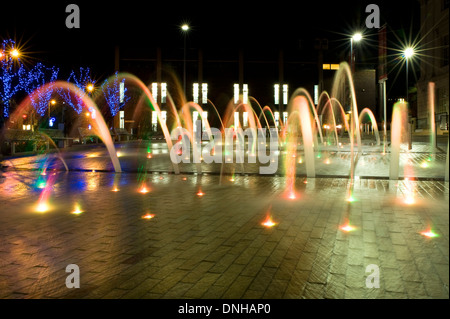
left=86, top=83, right=94, bottom=94
left=181, top=24, right=190, bottom=98
left=10, top=49, right=20, bottom=59
left=350, top=33, right=363, bottom=72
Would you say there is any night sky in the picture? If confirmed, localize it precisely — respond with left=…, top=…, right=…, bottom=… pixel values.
left=1, top=0, right=420, bottom=98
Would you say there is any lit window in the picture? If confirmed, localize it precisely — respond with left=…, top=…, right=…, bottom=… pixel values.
left=193, top=111, right=199, bottom=132
left=120, top=82, right=125, bottom=103
left=119, top=111, right=125, bottom=129
left=202, top=111, right=208, bottom=131
left=330, top=64, right=340, bottom=70
left=274, top=84, right=280, bottom=105
left=283, top=84, right=288, bottom=105
left=161, top=83, right=167, bottom=104
left=151, top=83, right=158, bottom=103
left=283, top=112, right=288, bottom=125
left=243, top=84, right=249, bottom=104
left=234, top=112, right=240, bottom=128
left=274, top=112, right=280, bottom=127
left=201, top=83, right=208, bottom=104
left=234, top=84, right=240, bottom=104
left=193, top=83, right=199, bottom=104
left=314, top=85, right=319, bottom=105
left=243, top=112, right=248, bottom=128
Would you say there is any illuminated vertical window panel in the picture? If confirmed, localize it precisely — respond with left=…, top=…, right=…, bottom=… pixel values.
left=282, top=84, right=288, bottom=105
left=201, top=83, right=208, bottom=104
left=282, top=112, right=288, bottom=126
left=151, top=111, right=158, bottom=132
left=119, top=111, right=125, bottom=129
left=202, top=111, right=208, bottom=131
left=243, top=112, right=248, bottom=128
left=161, top=111, right=167, bottom=124
left=274, top=112, right=280, bottom=127
left=314, top=85, right=319, bottom=105
left=151, top=83, right=158, bottom=103
left=161, top=83, right=167, bottom=104
left=234, top=84, right=240, bottom=104
left=243, top=84, right=249, bottom=104
left=274, top=84, right=280, bottom=105
left=193, top=83, right=199, bottom=104
left=234, top=112, right=240, bottom=128
left=120, top=82, right=125, bottom=103
left=193, top=111, right=199, bottom=132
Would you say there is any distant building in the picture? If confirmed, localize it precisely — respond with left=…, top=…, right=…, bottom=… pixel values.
left=416, top=0, right=449, bottom=133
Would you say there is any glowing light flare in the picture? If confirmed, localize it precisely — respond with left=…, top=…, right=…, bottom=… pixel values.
left=347, top=195, right=356, bottom=203
left=71, top=204, right=83, bottom=215
left=197, top=190, right=205, bottom=197
left=288, top=192, right=297, bottom=200
left=36, top=201, right=50, bottom=213
left=262, top=214, right=277, bottom=228
left=404, top=196, right=415, bottom=205
left=340, top=223, right=356, bottom=232
left=142, top=213, right=155, bottom=220
left=86, top=83, right=95, bottom=92
left=404, top=47, right=415, bottom=59
left=111, top=187, right=119, bottom=192
left=139, top=185, right=150, bottom=194
left=420, top=162, right=429, bottom=168
left=420, top=229, right=438, bottom=238
left=147, top=153, right=153, bottom=159
left=10, top=49, right=20, bottom=58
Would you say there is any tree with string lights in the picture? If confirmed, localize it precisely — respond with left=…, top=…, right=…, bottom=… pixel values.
left=102, top=72, right=130, bottom=117
left=22, top=63, right=59, bottom=117
left=57, top=67, right=96, bottom=114
left=0, top=39, right=25, bottom=119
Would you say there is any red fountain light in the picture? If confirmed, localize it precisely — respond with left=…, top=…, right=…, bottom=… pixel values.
left=340, top=222, right=356, bottom=232
left=139, top=185, right=150, bottom=194
left=262, top=215, right=277, bottom=228
left=142, top=213, right=155, bottom=220
left=197, top=190, right=205, bottom=197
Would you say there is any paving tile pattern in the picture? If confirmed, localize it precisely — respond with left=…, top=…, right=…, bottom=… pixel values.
left=0, top=170, right=448, bottom=299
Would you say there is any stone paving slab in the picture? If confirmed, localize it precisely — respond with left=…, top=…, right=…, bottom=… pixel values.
left=0, top=170, right=448, bottom=299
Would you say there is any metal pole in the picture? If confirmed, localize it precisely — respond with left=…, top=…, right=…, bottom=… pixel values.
left=183, top=34, right=187, bottom=98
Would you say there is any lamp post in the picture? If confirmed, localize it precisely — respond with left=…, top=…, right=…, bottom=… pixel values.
left=181, top=24, right=189, bottom=98
left=403, top=47, right=414, bottom=101
left=350, top=33, right=362, bottom=73
left=403, top=47, right=415, bottom=150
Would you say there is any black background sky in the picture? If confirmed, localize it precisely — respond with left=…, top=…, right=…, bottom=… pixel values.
left=1, top=0, right=421, bottom=98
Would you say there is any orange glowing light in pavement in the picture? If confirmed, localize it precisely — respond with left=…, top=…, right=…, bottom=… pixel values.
left=142, top=213, right=155, bottom=220
left=71, top=204, right=83, bottom=215
left=36, top=202, right=49, bottom=213
left=112, top=187, right=119, bottom=192
left=197, top=190, right=205, bottom=196
left=139, top=185, right=149, bottom=194
left=420, top=229, right=438, bottom=238
left=404, top=196, right=415, bottom=205
left=147, top=153, right=152, bottom=159
left=340, top=223, right=356, bottom=232
left=262, top=215, right=277, bottom=228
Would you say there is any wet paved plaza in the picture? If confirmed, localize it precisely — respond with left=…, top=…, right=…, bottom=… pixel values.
left=0, top=164, right=448, bottom=299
